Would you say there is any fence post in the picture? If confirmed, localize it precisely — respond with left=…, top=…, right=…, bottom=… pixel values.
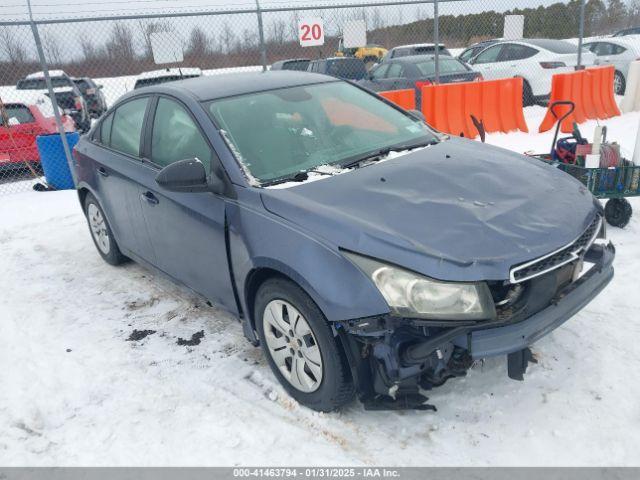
left=434, top=0, right=440, bottom=83
left=577, top=0, right=585, bottom=69
left=27, top=0, right=77, bottom=185
left=255, top=0, right=268, bottom=72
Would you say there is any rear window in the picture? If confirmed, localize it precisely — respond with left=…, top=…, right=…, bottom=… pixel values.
left=73, top=79, right=91, bottom=91
left=283, top=60, right=310, bottom=71
left=0, top=104, right=35, bottom=126
left=415, top=58, right=468, bottom=76
left=326, top=59, right=367, bottom=80
left=524, top=39, right=578, bottom=54
left=17, top=77, right=72, bottom=90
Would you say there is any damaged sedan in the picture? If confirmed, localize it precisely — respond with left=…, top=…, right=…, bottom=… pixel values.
left=74, top=71, right=615, bottom=411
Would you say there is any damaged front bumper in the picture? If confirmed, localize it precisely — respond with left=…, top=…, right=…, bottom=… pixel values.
left=337, top=241, right=615, bottom=410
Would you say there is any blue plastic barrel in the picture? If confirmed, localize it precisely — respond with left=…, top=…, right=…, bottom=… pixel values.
left=36, top=132, right=79, bottom=190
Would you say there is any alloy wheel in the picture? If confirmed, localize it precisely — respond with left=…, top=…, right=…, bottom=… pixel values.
left=87, top=203, right=111, bottom=254
left=262, top=299, right=323, bottom=393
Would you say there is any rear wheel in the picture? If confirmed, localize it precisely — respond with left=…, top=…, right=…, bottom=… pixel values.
left=604, top=198, right=632, bottom=228
left=614, top=71, right=626, bottom=96
left=84, top=193, right=127, bottom=265
left=255, top=277, right=355, bottom=411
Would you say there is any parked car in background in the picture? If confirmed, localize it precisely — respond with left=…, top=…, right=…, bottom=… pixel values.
left=383, top=43, right=451, bottom=62
left=307, top=57, right=368, bottom=80
left=75, top=71, right=614, bottom=412
left=584, top=37, right=640, bottom=94
left=359, top=55, right=481, bottom=106
left=457, top=39, right=500, bottom=64
left=72, top=76, right=107, bottom=118
left=467, top=39, right=595, bottom=105
left=133, top=67, right=202, bottom=90
left=0, top=91, right=75, bottom=170
left=613, top=26, right=640, bottom=37
left=16, top=70, right=91, bottom=132
left=270, top=58, right=311, bottom=71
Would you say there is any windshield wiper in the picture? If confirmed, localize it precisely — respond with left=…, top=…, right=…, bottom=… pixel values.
left=261, top=168, right=335, bottom=187
left=342, top=138, right=439, bottom=169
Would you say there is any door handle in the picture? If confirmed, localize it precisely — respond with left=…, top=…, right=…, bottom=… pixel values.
left=141, top=191, right=159, bottom=205
left=97, top=167, right=109, bottom=177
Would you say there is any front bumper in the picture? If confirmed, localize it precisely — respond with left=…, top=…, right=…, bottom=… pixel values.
left=454, top=241, right=615, bottom=359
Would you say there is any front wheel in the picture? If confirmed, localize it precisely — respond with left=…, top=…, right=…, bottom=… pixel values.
left=604, top=198, right=632, bottom=228
left=255, top=278, right=355, bottom=411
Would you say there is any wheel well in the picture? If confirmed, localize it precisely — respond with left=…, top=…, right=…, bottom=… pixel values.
left=77, top=187, right=90, bottom=209
left=244, top=267, right=292, bottom=332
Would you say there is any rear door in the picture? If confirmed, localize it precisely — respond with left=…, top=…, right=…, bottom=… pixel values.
left=77, top=96, right=156, bottom=262
left=135, top=95, right=236, bottom=310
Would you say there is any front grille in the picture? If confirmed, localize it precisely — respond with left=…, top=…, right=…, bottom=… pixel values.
left=509, top=215, right=602, bottom=284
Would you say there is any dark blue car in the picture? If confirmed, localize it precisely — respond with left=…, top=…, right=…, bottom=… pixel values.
left=74, top=71, right=614, bottom=412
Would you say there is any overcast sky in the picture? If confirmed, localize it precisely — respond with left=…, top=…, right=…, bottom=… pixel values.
left=3, top=0, right=565, bottom=22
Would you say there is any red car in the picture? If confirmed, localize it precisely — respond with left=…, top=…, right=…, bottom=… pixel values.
left=0, top=91, right=75, bottom=170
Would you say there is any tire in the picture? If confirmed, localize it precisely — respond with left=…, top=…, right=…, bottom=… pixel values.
left=604, top=198, right=632, bottom=228
left=614, top=71, right=626, bottom=96
left=255, top=277, right=355, bottom=412
left=522, top=79, right=534, bottom=107
left=83, top=192, right=127, bottom=265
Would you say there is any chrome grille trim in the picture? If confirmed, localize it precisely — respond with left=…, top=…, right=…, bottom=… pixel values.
left=509, top=215, right=603, bottom=284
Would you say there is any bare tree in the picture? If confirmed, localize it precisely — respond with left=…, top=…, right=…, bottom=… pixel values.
left=42, top=31, right=63, bottom=66
left=79, top=34, right=101, bottom=62
left=137, top=19, right=173, bottom=59
left=241, top=29, right=257, bottom=52
left=186, top=26, right=209, bottom=60
left=105, top=23, right=136, bottom=62
left=220, top=22, right=235, bottom=53
left=0, top=27, right=28, bottom=63
left=269, top=19, right=286, bottom=45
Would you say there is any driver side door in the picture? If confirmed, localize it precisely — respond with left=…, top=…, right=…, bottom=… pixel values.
left=135, top=95, right=237, bottom=312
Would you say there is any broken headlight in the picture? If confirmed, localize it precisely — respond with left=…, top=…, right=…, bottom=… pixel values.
left=344, top=252, right=495, bottom=321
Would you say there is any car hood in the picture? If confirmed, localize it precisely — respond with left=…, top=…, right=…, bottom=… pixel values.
left=259, top=138, right=599, bottom=281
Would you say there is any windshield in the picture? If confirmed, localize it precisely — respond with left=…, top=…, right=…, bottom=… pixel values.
left=206, top=81, right=437, bottom=184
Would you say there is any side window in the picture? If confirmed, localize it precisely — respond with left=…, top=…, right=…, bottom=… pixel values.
left=99, top=112, right=113, bottom=145
left=459, top=48, right=474, bottom=63
left=595, top=43, right=614, bottom=56
left=110, top=97, right=148, bottom=157
left=613, top=44, right=627, bottom=55
left=474, top=45, right=503, bottom=64
left=151, top=97, right=212, bottom=172
left=371, top=64, right=389, bottom=80
left=503, top=44, right=538, bottom=61
left=385, top=63, right=404, bottom=78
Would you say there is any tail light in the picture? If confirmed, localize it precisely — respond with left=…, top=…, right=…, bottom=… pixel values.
left=74, top=96, right=83, bottom=111
left=415, top=80, right=432, bottom=89
left=540, top=61, right=566, bottom=69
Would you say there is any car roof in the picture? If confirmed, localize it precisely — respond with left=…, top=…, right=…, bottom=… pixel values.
left=391, top=43, right=446, bottom=49
left=123, top=70, right=337, bottom=102
left=25, top=69, right=68, bottom=79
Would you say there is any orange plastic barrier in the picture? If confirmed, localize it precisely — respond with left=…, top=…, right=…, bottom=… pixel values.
left=420, top=78, right=528, bottom=138
left=378, top=89, right=416, bottom=111
left=539, top=65, right=621, bottom=133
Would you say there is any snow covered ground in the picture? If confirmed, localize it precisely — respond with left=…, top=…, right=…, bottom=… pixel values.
left=2, top=106, right=640, bottom=466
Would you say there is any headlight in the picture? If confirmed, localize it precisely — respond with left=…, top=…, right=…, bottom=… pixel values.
left=344, top=252, right=495, bottom=321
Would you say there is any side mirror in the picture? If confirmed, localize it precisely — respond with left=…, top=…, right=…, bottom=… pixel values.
left=155, top=158, right=222, bottom=193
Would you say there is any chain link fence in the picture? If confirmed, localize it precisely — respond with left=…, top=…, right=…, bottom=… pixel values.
left=1, top=0, right=639, bottom=195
